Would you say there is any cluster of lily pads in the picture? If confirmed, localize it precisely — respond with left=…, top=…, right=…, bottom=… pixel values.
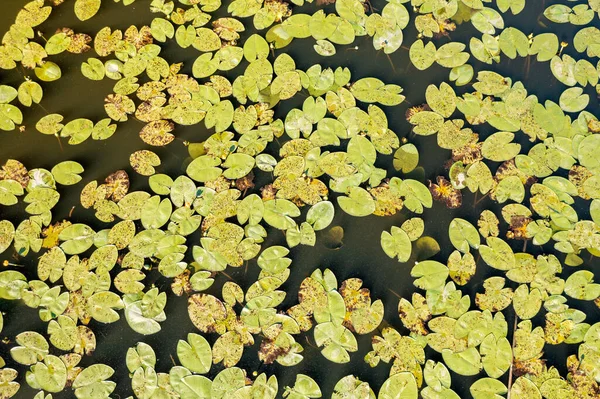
left=1, top=0, right=600, bottom=398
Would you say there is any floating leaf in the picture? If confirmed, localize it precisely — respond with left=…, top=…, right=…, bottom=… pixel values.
left=74, top=0, right=101, bottom=21
left=381, top=227, right=412, bottom=262
left=177, top=333, right=212, bottom=374
left=35, top=62, right=61, bottom=82
left=378, top=372, right=417, bottom=399
left=449, top=218, right=480, bottom=253
left=51, top=161, right=84, bottom=185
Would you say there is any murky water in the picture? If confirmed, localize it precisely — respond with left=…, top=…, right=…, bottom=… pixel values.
left=1, top=0, right=599, bottom=397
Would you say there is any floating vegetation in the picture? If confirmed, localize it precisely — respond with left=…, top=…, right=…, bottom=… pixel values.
left=0, top=0, right=600, bottom=398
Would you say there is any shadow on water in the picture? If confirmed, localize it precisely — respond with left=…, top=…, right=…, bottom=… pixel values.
left=0, top=0, right=599, bottom=397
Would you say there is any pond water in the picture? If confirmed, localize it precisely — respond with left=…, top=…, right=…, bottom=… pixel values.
left=1, top=0, right=599, bottom=398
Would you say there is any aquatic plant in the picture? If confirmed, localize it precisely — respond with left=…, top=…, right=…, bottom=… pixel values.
left=0, top=0, right=600, bottom=398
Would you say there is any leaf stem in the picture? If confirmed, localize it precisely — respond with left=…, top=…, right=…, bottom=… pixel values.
left=55, top=133, right=64, bottom=152
left=385, top=53, right=396, bottom=73
left=305, top=336, right=317, bottom=349
left=36, top=102, right=51, bottom=115
left=473, top=192, right=490, bottom=206
left=219, top=270, right=237, bottom=282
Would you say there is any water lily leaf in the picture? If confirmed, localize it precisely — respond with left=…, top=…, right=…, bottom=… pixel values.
left=16, top=0, right=52, bottom=28
left=74, top=0, right=101, bottom=21
left=114, top=269, right=145, bottom=294
left=192, top=245, right=227, bottom=272
left=426, top=83, right=456, bottom=118
left=378, top=372, right=417, bottom=399
left=351, top=78, right=404, bottom=105
left=578, top=134, right=600, bottom=174
left=411, top=261, right=448, bottom=290
left=206, top=100, right=234, bottom=133
left=550, top=55, right=577, bottom=86
left=150, top=17, right=174, bottom=42
left=258, top=246, right=291, bottom=274
left=565, top=270, right=600, bottom=300
left=35, top=61, right=62, bottom=82
left=471, top=8, right=504, bottom=35
left=193, top=28, right=221, bottom=53
left=14, top=220, right=42, bottom=256
left=381, top=226, right=412, bottom=262
left=264, top=199, right=300, bottom=230
left=59, top=223, right=95, bottom=255
left=509, top=376, right=542, bottom=399
left=0, top=85, right=18, bottom=104
left=37, top=246, right=65, bottom=282
left=284, top=374, right=322, bottom=398
left=0, top=220, right=15, bottom=254
left=72, top=364, right=114, bottom=393
left=47, top=315, right=77, bottom=351
left=0, top=104, right=23, bottom=131
left=236, top=194, right=264, bottom=226
left=60, top=118, right=93, bottom=144
left=216, top=46, right=243, bottom=71
left=212, top=368, right=246, bottom=399
left=442, top=347, right=482, bottom=376
left=569, top=4, right=595, bottom=25
left=81, top=58, right=105, bottom=80
left=573, top=27, right=600, bottom=57
left=126, top=342, right=156, bottom=374
left=482, top=132, right=521, bottom=162
left=351, top=298, right=384, bottom=334
left=499, top=27, right=529, bottom=59
left=529, top=33, right=559, bottom=62
left=314, top=321, right=357, bottom=363
left=175, top=25, right=196, bottom=48
left=92, top=119, right=116, bottom=140
left=177, top=333, right=212, bottom=374
left=466, top=161, right=494, bottom=194
left=338, top=187, right=375, bottom=217
left=10, top=331, right=48, bottom=365
left=479, top=237, right=515, bottom=271
left=187, top=155, right=222, bottom=183
left=398, top=179, right=433, bottom=214
left=244, top=34, right=269, bottom=62
left=393, top=144, right=419, bottom=173
left=129, top=150, right=160, bottom=176
left=17, top=80, right=43, bottom=106
left=332, top=375, right=374, bottom=399
left=544, top=4, right=571, bottom=23
left=480, top=334, right=512, bottom=378
left=470, top=377, right=508, bottom=399
left=87, top=291, right=124, bottom=323
left=512, top=285, right=542, bottom=319
left=314, top=40, right=336, bottom=57
left=435, top=42, right=470, bottom=68
left=415, top=236, right=440, bottom=261
left=409, top=40, right=436, bottom=70
left=223, top=153, right=255, bottom=179
left=256, top=154, right=277, bottom=172
left=559, top=87, right=589, bottom=113
left=51, top=161, right=84, bottom=185
left=306, top=201, right=334, bottom=231
left=32, top=354, right=67, bottom=392
left=0, top=180, right=23, bottom=206
left=0, top=368, right=19, bottom=398
left=193, top=53, right=219, bottom=79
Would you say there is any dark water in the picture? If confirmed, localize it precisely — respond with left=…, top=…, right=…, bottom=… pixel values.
left=0, top=0, right=599, bottom=398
